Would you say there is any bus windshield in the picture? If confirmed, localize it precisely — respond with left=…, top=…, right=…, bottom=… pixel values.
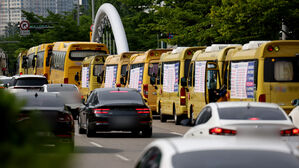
left=69, top=50, right=106, bottom=61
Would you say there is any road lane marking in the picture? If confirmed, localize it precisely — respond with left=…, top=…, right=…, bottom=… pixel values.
left=90, top=141, right=103, bottom=148
left=115, top=154, right=130, bottom=161
left=170, top=132, right=183, bottom=136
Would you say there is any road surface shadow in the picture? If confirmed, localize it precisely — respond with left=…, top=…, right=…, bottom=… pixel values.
left=152, top=132, right=182, bottom=138
left=74, top=146, right=123, bottom=154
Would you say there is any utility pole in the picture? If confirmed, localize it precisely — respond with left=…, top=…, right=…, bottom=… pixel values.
left=92, top=0, right=95, bottom=23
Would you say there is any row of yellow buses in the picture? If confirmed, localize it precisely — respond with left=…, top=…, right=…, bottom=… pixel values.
left=18, top=42, right=109, bottom=89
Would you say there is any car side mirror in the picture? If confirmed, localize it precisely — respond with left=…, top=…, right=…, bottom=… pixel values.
left=181, top=77, right=187, bottom=87
left=150, top=76, right=156, bottom=85
left=75, top=72, right=79, bottom=82
left=291, top=99, right=299, bottom=106
left=4, top=83, right=9, bottom=88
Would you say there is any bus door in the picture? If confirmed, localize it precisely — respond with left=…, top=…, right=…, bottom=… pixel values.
left=205, top=62, right=221, bottom=103
left=147, top=61, right=159, bottom=109
left=264, top=57, right=299, bottom=110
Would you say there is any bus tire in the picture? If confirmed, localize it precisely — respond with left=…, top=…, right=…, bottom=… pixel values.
left=160, top=104, right=167, bottom=122
left=173, top=104, right=181, bottom=125
left=190, top=106, right=195, bottom=126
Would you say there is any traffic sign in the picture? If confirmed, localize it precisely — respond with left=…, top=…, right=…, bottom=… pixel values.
left=90, top=24, right=94, bottom=32
left=20, top=20, right=30, bottom=30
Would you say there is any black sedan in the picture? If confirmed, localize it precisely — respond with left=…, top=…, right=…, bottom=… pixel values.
left=15, top=92, right=74, bottom=151
left=78, top=88, right=152, bottom=137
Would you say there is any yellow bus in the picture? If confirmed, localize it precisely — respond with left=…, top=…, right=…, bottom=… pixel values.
left=127, top=49, right=172, bottom=113
left=186, top=45, right=240, bottom=124
left=26, top=46, right=38, bottom=75
left=49, top=42, right=108, bottom=87
left=36, top=43, right=53, bottom=79
left=80, top=54, right=108, bottom=100
left=102, top=51, right=141, bottom=88
left=156, top=47, right=205, bottom=124
left=225, top=40, right=299, bottom=113
left=17, top=50, right=28, bottom=75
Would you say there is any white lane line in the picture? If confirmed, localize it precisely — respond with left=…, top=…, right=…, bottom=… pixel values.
left=90, top=141, right=103, bottom=148
left=115, top=154, right=130, bottom=161
left=170, top=132, right=183, bottom=136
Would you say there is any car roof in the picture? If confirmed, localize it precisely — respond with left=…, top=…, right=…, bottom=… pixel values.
left=13, top=75, right=46, bottom=79
left=152, top=137, right=295, bottom=154
left=93, top=87, right=139, bottom=93
left=212, top=101, right=280, bottom=109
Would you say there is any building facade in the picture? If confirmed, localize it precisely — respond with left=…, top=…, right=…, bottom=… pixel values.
left=0, top=0, right=76, bottom=37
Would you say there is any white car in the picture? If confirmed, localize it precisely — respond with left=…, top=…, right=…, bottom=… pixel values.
left=184, top=102, right=298, bottom=138
left=5, top=75, right=48, bottom=90
left=289, top=99, right=299, bottom=128
left=135, top=137, right=299, bottom=168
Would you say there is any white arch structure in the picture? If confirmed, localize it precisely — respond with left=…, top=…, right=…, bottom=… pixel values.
left=91, top=3, right=129, bottom=54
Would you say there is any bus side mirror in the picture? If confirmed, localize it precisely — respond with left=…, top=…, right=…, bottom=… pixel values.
left=75, top=72, right=79, bottom=82
left=97, top=75, right=103, bottom=83
left=32, top=59, right=35, bottom=68
left=181, top=77, right=187, bottom=87
left=150, top=76, right=156, bottom=85
left=22, top=61, right=27, bottom=68
left=120, top=77, right=125, bottom=85
left=81, top=98, right=86, bottom=104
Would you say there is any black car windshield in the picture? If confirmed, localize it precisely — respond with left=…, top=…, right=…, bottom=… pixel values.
left=16, top=78, right=48, bottom=86
left=98, top=91, right=144, bottom=106
left=172, top=150, right=299, bottom=168
left=218, top=107, right=287, bottom=120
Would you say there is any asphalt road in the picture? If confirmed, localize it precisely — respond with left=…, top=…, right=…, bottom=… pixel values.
left=67, top=118, right=191, bottom=168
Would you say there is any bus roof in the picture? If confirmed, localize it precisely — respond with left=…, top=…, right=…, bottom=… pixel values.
left=52, top=41, right=107, bottom=52
left=160, top=47, right=205, bottom=62
left=82, top=54, right=108, bottom=65
left=192, top=45, right=241, bottom=62
left=226, top=40, right=299, bottom=61
left=37, top=43, right=53, bottom=52
left=106, top=51, right=144, bottom=65
left=26, top=46, right=38, bottom=55
left=131, top=49, right=173, bottom=64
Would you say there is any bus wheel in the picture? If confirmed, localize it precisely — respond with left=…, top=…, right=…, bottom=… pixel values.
left=174, top=104, right=181, bottom=125
left=160, top=103, right=167, bottom=123
left=190, top=106, right=195, bottom=126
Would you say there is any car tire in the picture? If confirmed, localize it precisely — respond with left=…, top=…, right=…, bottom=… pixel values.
left=78, top=117, right=86, bottom=134
left=131, top=130, right=140, bottom=137
left=86, top=119, right=96, bottom=137
left=142, top=127, right=152, bottom=138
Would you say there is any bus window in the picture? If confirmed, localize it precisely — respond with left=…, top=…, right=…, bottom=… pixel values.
left=69, top=50, right=106, bottom=61
left=264, top=57, right=299, bottom=82
left=148, top=63, right=158, bottom=77
left=93, top=64, right=104, bottom=76
left=188, top=63, right=194, bottom=87
left=207, top=70, right=217, bottom=90
left=37, top=51, right=45, bottom=68
left=121, top=64, right=127, bottom=77
left=157, top=63, right=162, bottom=85
left=184, top=59, right=191, bottom=78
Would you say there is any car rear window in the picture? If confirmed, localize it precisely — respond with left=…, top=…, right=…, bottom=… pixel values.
left=218, top=107, right=287, bottom=120
left=16, top=78, right=48, bottom=86
left=98, top=91, right=144, bottom=106
left=20, top=95, right=64, bottom=107
left=47, top=86, right=78, bottom=92
left=172, top=150, right=299, bottom=168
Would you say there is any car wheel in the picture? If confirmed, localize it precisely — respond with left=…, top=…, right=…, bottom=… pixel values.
left=131, top=130, right=140, bottom=137
left=86, top=119, right=95, bottom=137
left=160, top=107, right=167, bottom=123
left=78, top=117, right=86, bottom=134
left=141, top=127, right=152, bottom=138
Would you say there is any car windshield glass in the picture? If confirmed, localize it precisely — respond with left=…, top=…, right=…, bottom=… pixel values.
left=47, top=86, right=78, bottom=92
left=98, top=91, right=144, bottom=106
left=16, top=78, right=48, bottom=86
left=218, top=107, right=287, bottom=120
left=172, top=150, right=299, bottom=168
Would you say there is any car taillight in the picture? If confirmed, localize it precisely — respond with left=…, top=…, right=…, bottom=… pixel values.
left=94, top=108, right=110, bottom=114
left=280, top=128, right=299, bottom=136
left=56, top=113, right=73, bottom=122
left=259, top=94, right=266, bottom=102
left=64, top=78, right=68, bottom=84
left=136, top=108, right=150, bottom=114
left=180, top=88, right=186, bottom=106
left=209, top=127, right=237, bottom=135
left=143, top=84, right=148, bottom=98
left=116, top=84, right=121, bottom=87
